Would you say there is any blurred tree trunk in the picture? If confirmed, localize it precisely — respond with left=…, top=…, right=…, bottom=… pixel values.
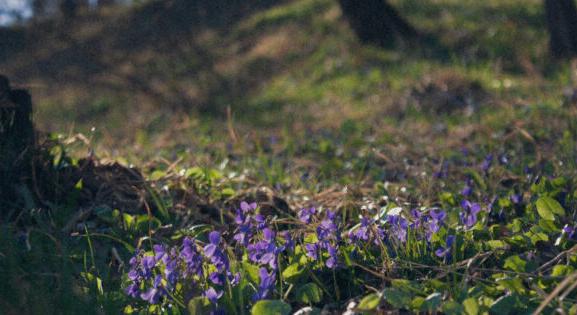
left=98, top=0, right=116, bottom=7
left=338, top=0, right=417, bottom=48
left=545, top=0, right=577, bottom=58
left=60, top=0, right=79, bottom=21
left=0, top=75, right=35, bottom=206
left=32, top=0, right=48, bottom=20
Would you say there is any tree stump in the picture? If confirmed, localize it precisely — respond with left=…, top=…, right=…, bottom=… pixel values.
left=338, top=0, right=417, bottom=48
left=545, top=0, right=577, bottom=58
left=0, top=75, right=35, bottom=205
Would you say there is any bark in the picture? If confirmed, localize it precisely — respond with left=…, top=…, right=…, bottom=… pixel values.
left=98, top=0, right=116, bottom=7
left=545, top=0, right=577, bottom=58
left=338, top=0, right=417, bottom=47
left=32, top=0, right=48, bottom=19
left=0, top=75, right=34, bottom=205
left=60, top=0, right=78, bottom=21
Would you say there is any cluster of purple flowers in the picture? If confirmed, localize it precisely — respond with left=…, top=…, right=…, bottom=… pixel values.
left=204, top=231, right=240, bottom=302
left=348, top=216, right=383, bottom=245
left=342, top=207, right=460, bottom=264
left=125, top=233, right=239, bottom=310
left=299, top=208, right=342, bottom=269
left=426, top=209, right=447, bottom=239
left=386, top=215, right=409, bottom=243
left=126, top=251, right=164, bottom=304
left=347, top=208, right=448, bottom=248
left=124, top=198, right=490, bottom=311
left=232, top=201, right=293, bottom=301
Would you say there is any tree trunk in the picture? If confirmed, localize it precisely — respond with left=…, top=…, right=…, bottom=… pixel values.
left=0, top=75, right=35, bottom=206
left=338, top=0, right=417, bottom=48
left=60, top=0, right=78, bottom=21
left=545, top=0, right=577, bottom=58
left=98, top=0, right=116, bottom=7
left=32, top=0, right=48, bottom=20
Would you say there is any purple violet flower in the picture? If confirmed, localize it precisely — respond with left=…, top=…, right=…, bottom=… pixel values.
left=326, top=245, right=338, bottom=269
left=387, top=215, right=408, bottom=243
left=460, top=200, right=482, bottom=228
left=125, top=283, right=140, bottom=298
left=209, top=272, right=225, bottom=286
left=435, top=235, right=455, bottom=260
left=481, top=154, right=493, bottom=173
left=564, top=224, right=577, bottom=240
left=241, top=201, right=257, bottom=213
left=140, top=275, right=164, bottom=304
left=461, top=179, right=473, bottom=196
left=426, top=209, right=446, bottom=240
left=140, top=255, right=156, bottom=279
left=305, top=243, right=318, bottom=260
left=253, top=267, right=276, bottom=301
left=510, top=194, right=522, bottom=205
left=164, top=257, right=179, bottom=287
left=281, top=231, right=294, bottom=252
left=204, top=231, right=229, bottom=272
left=153, top=244, right=168, bottom=263
left=181, top=237, right=203, bottom=277
left=205, top=287, right=223, bottom=304
left=349, top=217, right=371, bottom=243
left=298, top=207, right=317, bottom=224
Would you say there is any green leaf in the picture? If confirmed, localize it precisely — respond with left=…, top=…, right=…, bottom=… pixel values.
left=442, top=301, right=464, bottom=315
left=342, top=250, right=353, bottom=267
left=123, top=305, right=134, bottom=314
left=421, top=292, right=442, bottom=312
left=96, top=276, right=104, bottom=296
left=294, top=283, right=323, bottom=304
left=149, top=170, right=166, bottom=181
left=242, top=262, right=261, bottom=284
left=251, top=300, right=292, bottom=315
left=357, top=293, right=382, bottom=311
left=391, top=279, right=420, bottom=293
left=383, top=287, right=412, bottom=308
left=282, top=263, right=304, bottom=284
left=490, top=295, right=515, bottom=315
left=188, top=296, right=211, bottom=315
left=122, top=213, right=135, bottom=230
left=503, top=255, right=526, bottom=273
left=530, top=232, right=549, bottom=245
left=221, top=187, right=236, bottom=197
left=552, top=265, right=574, bottom=277
left=463, top=298, right=479, bottom=315
left=486, top=240, right=507, bottom=250
left=411, top=296, right=425, bottom=311
left=304, top=233, right=319, bottom=244
left=539, top=219, right=558, bottom=232
left=536, top=197, right=565, bottom=221
left=496, top=277, right=526, bottom=294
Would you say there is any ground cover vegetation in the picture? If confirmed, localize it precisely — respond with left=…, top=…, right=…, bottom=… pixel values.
left=3, top=0, right=577, bottom=314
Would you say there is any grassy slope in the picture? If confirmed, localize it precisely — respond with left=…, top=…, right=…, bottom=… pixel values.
left=3, top=0, right=569, bottom=181
left=1, top=0, right=561, bottom=155
left=2, top=0, right=577, bottom=313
